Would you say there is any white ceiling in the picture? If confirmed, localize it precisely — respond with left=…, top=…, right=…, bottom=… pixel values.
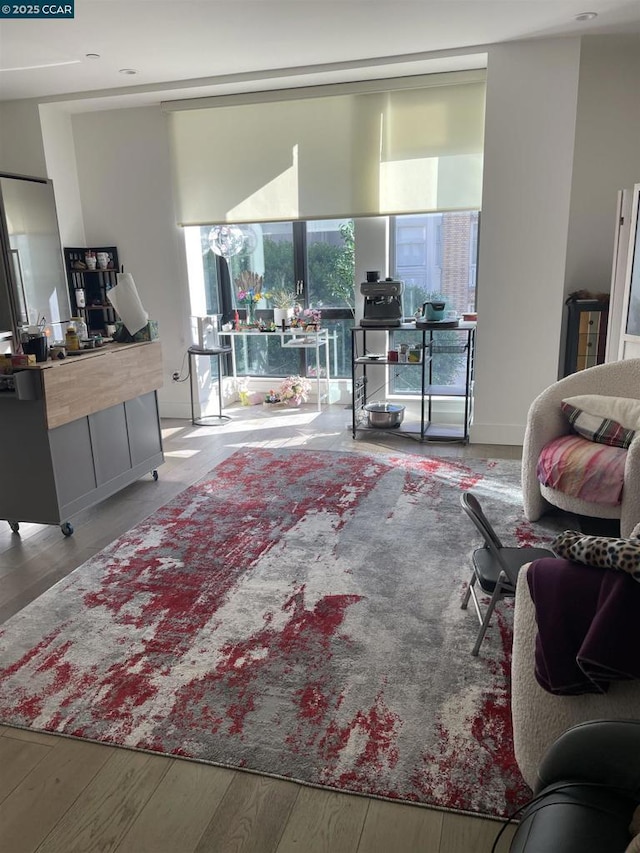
left=1, top=0, right=639, bottom=108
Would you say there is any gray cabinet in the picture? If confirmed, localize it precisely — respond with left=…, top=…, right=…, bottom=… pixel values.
left=90, top=404, right=132, bottom=485
left=49, top=416, right=97, bottom=507
left=125, top=393, right=163, bottom=466
left=1, top=390, right=163, bottom=532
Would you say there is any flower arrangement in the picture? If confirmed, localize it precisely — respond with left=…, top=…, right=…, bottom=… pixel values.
left=270, top=289, right=297, bottom=310
left=234, top=271, right=270, bottom=323
left=302, top=307, right=322, bottom=326
left=235, top=270, right=264, bottom=296
left=291, top=304, right=322, bottom=328
left=264, top=375, right=312, bottom=407
left=236, top=289, right=263, bottom=306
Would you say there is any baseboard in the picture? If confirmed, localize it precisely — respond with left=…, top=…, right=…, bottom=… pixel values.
left=469, top=422, right=525, bottom=446
left=158, top=401, right=192, bottom=419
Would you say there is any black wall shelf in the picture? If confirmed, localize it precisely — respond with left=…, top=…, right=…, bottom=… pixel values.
left=64, top=246, right=120, bottom=336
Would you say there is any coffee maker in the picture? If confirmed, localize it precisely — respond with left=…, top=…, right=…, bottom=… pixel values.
left=360, top=272, right=404, bottom=327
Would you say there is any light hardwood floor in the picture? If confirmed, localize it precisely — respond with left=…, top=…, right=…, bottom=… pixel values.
left=0, top=404, right=521, bottom=853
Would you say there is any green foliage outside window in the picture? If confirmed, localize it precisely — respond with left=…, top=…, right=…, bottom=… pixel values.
left=261, top=239, right=295, bottom=296
left=308, top=220, right=355, bottom=313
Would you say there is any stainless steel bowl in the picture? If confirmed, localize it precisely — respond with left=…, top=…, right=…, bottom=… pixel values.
left=364, top=402, right=405, bottom=428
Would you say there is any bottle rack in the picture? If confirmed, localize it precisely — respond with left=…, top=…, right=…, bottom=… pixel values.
left=64, top=246, right=120, bottom=336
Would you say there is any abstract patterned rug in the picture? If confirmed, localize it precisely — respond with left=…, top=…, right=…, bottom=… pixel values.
left=0, top=448, right=561, bottom=818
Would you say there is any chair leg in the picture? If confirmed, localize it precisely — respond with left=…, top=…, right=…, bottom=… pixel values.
left=471, top=580, right=504, bottom=657
left=469, top=586, right=483, bottom=627
left=461, top=573, right=476, bottom=610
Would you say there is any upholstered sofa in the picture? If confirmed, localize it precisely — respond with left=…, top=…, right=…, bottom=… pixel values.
left=511, top=562, right=640, bottom=789
left=522, top=358, right=640, bottom=538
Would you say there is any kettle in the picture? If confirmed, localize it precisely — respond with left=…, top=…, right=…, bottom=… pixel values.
left=422, top=300, right=446, bottom=322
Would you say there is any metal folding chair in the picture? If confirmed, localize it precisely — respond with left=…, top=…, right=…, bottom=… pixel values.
left=460, top=491, right=555, bottom=655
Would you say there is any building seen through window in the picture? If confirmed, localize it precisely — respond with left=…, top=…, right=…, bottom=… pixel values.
left=392, top=211, right=479, bottom=316
left=391, top=211, right=479, bottom=394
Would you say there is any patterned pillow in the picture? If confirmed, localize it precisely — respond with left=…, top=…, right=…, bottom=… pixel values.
left=563, top=395, right=640, bottom=428
left=551, top=530, right=640, bottom=581
left=561, top=400, right=636, bottom=449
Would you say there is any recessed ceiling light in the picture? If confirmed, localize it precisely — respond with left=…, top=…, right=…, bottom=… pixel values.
left=85, top=53, right=101, bottom=60
left=575, top=12, right=598, bottom=21
left=119, top=68, right=137, bottom=75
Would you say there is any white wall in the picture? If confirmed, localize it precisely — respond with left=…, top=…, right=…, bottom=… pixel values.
left=565, top=36, right=640, bottom=296
left=38, top=105, right=86, bottom=247
left=471, top=38, right=581, bottom=445
left=561, top=35, right=640, bottom=366
left=0, top=100, right=47, bottom=177
left=71, top=106, right=192, bottom=417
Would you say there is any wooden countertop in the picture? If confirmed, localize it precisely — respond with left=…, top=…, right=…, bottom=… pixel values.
left=23, top=340, right=153, bottom=370
left=28, top=341, right=164, bottom=429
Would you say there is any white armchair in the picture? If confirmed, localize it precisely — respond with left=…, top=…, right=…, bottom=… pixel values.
left=522, top=358, right=640, bottom=538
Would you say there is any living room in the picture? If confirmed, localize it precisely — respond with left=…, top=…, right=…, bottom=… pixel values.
left=1, top=4, right=640, bottom=851
left=0, top=27, right=637, bottom=443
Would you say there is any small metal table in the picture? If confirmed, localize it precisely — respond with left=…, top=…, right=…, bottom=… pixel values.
left=188, top=345, right=232, bottom=425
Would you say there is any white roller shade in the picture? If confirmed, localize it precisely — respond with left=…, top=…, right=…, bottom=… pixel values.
left=165, top=71, right=485, bottom=225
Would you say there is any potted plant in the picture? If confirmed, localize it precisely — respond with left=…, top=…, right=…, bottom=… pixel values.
left=271, top=289, right=297, bottom=327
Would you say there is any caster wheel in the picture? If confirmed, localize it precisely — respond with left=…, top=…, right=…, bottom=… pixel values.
left=9, top=522, right=19, bottom=534
left=61, top=522, right=74, bottom=537
left=152, top=469, right=159, bottom=481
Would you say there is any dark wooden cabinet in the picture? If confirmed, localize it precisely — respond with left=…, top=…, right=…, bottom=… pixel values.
left=564, top=298, right=609, bottom=376
left=64, top=246, right=120, bottom=336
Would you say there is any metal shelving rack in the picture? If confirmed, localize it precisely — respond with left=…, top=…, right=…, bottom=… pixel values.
left=64, top=246, right=119, bottom=336
left=350, top=322, right=475, bottom=443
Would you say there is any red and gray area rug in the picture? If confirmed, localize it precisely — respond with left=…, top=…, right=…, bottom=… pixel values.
left=0, top=448, right=558, bottom=818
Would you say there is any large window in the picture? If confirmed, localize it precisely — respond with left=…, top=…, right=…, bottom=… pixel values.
left=186, top=211, right=478, bottom=390
left=172, top=71, right=486, bottom=392
left=186, top=219, right=355, bottom=379
left=391, top=211, right=479, bottom=394
left=392, top=211, right=479, bottom=316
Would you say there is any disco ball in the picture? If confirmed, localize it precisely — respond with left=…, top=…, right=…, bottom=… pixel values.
left=208, top=225, right=246, bottom=260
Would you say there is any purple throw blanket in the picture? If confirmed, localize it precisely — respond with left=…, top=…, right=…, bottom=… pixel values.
left=527, top=557, right=640, bottom=695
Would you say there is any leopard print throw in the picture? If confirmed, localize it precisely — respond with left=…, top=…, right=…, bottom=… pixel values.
left=551, top=530, right=640, bottom=581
